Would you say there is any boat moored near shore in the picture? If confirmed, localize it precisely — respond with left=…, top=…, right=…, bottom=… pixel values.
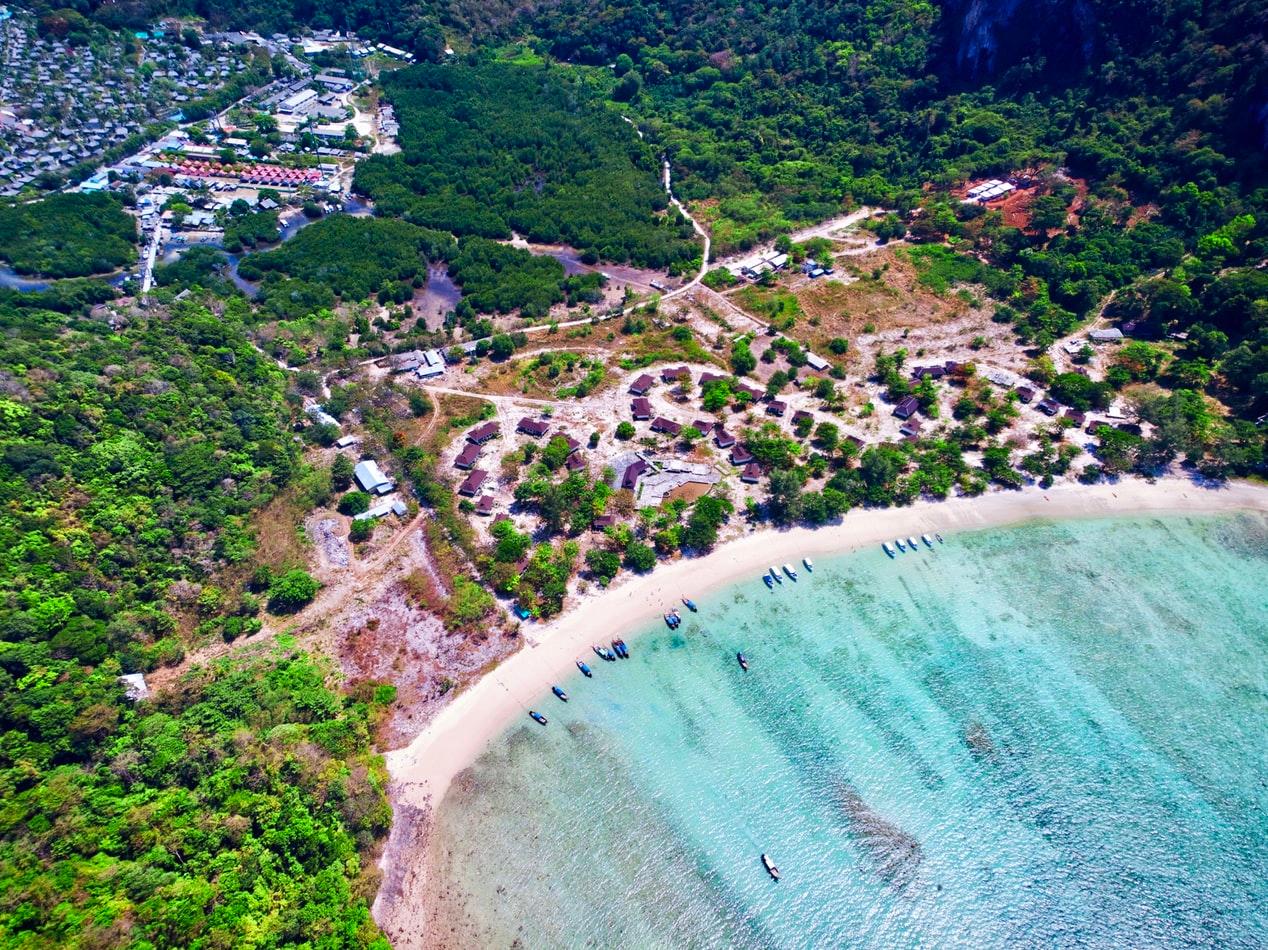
left=576, top=660, right=593, bottom=677
left=528, top=710, right=548, bottom=725
left=883, top=542, right=896, bottom=558
left=783, top=563, right=797, bottom=580
left=552, top=686, right=568, bottom=702
left=737, top=652, right=749, bottom=671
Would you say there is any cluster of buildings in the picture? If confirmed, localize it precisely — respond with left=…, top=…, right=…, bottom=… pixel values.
left=0, top=11, right=257, bottom=196
left=961, top=178, right=1019, bottom=205
left=725, top=250, right=791, bottom=280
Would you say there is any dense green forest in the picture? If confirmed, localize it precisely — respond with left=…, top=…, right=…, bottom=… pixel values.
left=0, top=651, right=393, bottom=946
left=353, top=62, right=700, bottom=272
left=0, top=292, right=396, bottom=944
left=239, top=214, right=455, bottom=303
left=0, top=193, right=136, bottom=277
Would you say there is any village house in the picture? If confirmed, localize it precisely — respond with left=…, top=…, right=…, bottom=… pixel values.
left=454, top=443, right=481, bottom=469
left=631, top=398, right=652, bottom=420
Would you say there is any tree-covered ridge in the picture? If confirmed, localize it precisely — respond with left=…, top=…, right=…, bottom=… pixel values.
left=353, top=62, right=700, bottom=272
left=0, top=296, right=297, bottom=735
left=0, top=652, right=393, bottom=948
left=0, top=193, right=137, bottom=277
left=239, top=214, right=456, bottom=303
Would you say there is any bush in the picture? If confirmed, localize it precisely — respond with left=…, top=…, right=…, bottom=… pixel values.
left=268, top=569, right=320, bottom=613
left=350, top=518, right=374, bottom=542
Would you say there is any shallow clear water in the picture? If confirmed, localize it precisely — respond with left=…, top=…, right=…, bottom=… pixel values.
left=427, top=513, right=1268, bottom=948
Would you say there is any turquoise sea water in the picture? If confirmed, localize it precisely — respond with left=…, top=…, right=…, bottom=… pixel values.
left=426, top=513, right=1268, bottom=948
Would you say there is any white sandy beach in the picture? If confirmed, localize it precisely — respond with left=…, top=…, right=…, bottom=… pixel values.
left=373, top=476, right=1268, bottom=944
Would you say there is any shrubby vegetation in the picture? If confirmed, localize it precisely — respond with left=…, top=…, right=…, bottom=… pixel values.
left=0, top=193, right=136, bottom=277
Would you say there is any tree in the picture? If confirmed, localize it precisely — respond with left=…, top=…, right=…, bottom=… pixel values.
left=731, top=339, right=757, bottom=375
left=585, top=548, right=620, bottom=582
left=766, top=469, right=804, bottom=524
left=338, top=490, right=371, bottom=515
left=331, top=454, right=354, bottom=491
left=268, top=569, right=320, bottom=613
left=490, top=333, right=516, bottom=361
left=616, top=421, right=636, bottom=439
left=624, top=540, right=656, bottom=572
left=542, top=435, right=572, bottom=471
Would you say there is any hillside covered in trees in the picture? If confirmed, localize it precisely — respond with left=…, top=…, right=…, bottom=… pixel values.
left=0, top=292, right=394, bottom=944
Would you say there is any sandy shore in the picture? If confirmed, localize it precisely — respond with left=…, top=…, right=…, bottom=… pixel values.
left=373, top=475, right=1268, bottom=944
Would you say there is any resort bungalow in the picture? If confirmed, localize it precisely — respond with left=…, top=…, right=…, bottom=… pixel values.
left=893, top=396, right=920, bottom=420
left=620, top=459, right=649, bottom=491
left=692, top=419, right=715, bottom=436
left=467, top=421, right=500, bottom=445
left=454, top=443, right=481, bottom=470
left=458, top=469, right=488, bottom=496
left=792, top=410, right=813, bottom=428
left=1016, top=386, right=1036, bottom=404
left=766, top=400, right=787, bottom=417
left=805, top=352, right=830, bottom=372
left=731, top=445, right=754, bottom=465
left=474, top=495, right=495, bottom=516
left=651, top=417, right=683, bottom=437
left=354, top=459, right=394, bottom=495
left=631, top=397, right=652, bottom=420
left=1037, top=399, right=1061, bottom=416
left=714, top=429, right=737, bottom=449
left=899, top=420, right=922, bottom=440
left=661, top=366, right=690, bottom=383
left=592, top=514, right=616, bottom=530
left=517, top=417, right=550, bottom=438
left=699, top=371, right=725, bottom=387
left=629, top=374, right=654, bottom=395
left=566, top=452, right=586, bottom=472
left=740, top=462, right=762, bottom=483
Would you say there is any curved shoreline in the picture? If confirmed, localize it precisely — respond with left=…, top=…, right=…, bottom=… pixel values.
left=373, top=476, right=1268, bottom=942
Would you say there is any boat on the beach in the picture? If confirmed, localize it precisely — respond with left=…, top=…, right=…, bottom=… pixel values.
left=682, top=597, right=698, bottom=612
left=737, top=652, right=749, bottom=671
left=783, top=563, right=797, bottom=580
left=764, top=574, right=775, bottom=588
left=594, top=644, right=617, bottom=661
left=803, top=558, right=814, bottom=572
left=761, top=854, right=781, bottom=881
left=664, top=612, right=680, bottom=629
left=895, top=538, right=907, bottom=552
left=921, top=534, right=934, bottom=548
left=907, top=537, right=920, bottom=551
left=552, top=686, right=568, bottom=702
left=529, top=710, right=548, bottom=725
left=769, top=566, right=782, bottom=584
left=883, top=542, right=896, bottom=558
left=576, top=660, right=592, bottom=677
left=612, top=638, right=629, bottom=659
